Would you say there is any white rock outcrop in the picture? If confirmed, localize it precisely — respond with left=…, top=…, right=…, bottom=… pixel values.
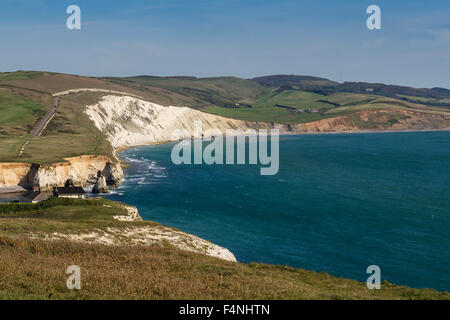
left=113, top=204, right=143, bottom=222
left=32, top=225, right=237, bottom=262
left=92, top=175, right=107, bottom=193
left=85, top=95, right=275, bottom=149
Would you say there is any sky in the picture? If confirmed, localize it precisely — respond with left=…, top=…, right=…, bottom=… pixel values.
left=0, top=0, right=449, bottom=88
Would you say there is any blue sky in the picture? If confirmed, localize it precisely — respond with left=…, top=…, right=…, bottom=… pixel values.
left=0, top=0, right=449, bottom=88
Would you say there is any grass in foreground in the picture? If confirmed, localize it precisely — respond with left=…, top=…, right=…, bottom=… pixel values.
left=1, top=236, right=448, bottom=300
left=0, top=199, right=448, bottom=300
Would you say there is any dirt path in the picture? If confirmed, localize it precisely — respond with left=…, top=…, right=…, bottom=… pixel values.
left=30, top=97, right=58, bottom=137
left=52, top=88, right=143, bottom=99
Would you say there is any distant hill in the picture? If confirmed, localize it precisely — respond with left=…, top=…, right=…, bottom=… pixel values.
left=308, top=81, right=450, bottom=108
left=318, top=81, right=450, bottom=99
left=251, top=74, right=338, bottom=89
left=250, top=75, right=450, bottom=108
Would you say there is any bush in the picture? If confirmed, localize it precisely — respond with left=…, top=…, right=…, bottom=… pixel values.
left=0, top=197, right=104, bottom=214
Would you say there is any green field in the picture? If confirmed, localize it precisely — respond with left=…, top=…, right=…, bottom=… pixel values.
left=204, top=89, right=337, bottom=124
left=0, top=88, right=112, bottom=164
left=0, top=88, right=51, bottom=162
left=397, top=94, right=450, bottom=106
left=0, top=88, right=46, bottom=134
left=18, top=93, right=113, bottom=164
left=202, top=89, right=433, bottom=124
left=255, top=90, right=332, bottom=110
left=0, top=198, right=448, bottom=300
left=203, top=104, right=330, bottom=124
left=109, top=76, right=269, bottom=109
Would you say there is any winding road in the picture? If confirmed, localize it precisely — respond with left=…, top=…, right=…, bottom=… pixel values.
left=19, top=97, right=58, bottom=156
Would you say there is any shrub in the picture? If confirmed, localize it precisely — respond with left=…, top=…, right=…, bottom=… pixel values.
left=0, top=197, right=104, bottom=214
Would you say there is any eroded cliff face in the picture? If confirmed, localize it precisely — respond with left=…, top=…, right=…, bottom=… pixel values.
left=0, top=163, right=37, bottom=188
left=292, top=109, right=450, bottom=133
left=85, top=95, right=277, bottom=149
left=33, top=155, right=123, bottom=190
left=0, top=156, right=123, bottom=190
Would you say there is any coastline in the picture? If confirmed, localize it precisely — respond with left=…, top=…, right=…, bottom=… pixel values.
left=111, top=128, right=450, bottom=178
left=112, top=127, right=450, bottom=157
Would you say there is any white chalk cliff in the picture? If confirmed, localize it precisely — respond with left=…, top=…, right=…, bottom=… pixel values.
left=85, top=95, right=277, bottom=149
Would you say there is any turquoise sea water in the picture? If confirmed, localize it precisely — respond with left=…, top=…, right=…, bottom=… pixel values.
left=106, top=131, right=450, bottom=291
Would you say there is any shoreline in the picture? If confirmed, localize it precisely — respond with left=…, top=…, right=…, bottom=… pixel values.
left=1, top=128, right=449, bottom=193
left=112, top=127, right=450, bottom=155
left=111, top=127, right=450, bottom=168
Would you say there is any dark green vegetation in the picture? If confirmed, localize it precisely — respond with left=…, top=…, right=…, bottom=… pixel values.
left=252, top=74, right=338, bottom=89
left=0, top=71, right=449, bottom=163
left=0, top=197, right=107, bottom=214
left=316, top=81, right=450, bottom=108
left=0, top=198, right=151, bottom=236
left=251, top=75, right=450, bottom=107
left=0, top=198, right=448, bottom=300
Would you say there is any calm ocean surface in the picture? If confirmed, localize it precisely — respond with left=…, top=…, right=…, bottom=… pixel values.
left=105, top=131, right=450, bottom=291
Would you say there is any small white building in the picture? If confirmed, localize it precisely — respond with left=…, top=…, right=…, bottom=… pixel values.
left=53, top=187, right=86, bottom=199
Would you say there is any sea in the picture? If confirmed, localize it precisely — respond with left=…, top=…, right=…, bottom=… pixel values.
left=105, top=131, right=450, bottom=291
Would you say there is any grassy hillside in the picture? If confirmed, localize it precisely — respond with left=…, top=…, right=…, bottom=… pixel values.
left=203, top=87, right=450, bottom=124
left=0, top=71, right=48, bottom=82
left=0, top=198, right=448, bottom=300
left=0, top=87, right=54, bottom=162
left=107, top=75, right=269, bottom=109
left=0, top=89, right=113, bottom=164
left=20, top=93, right=113, bottom=164
left=252, top=74, right=338, bottom=89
